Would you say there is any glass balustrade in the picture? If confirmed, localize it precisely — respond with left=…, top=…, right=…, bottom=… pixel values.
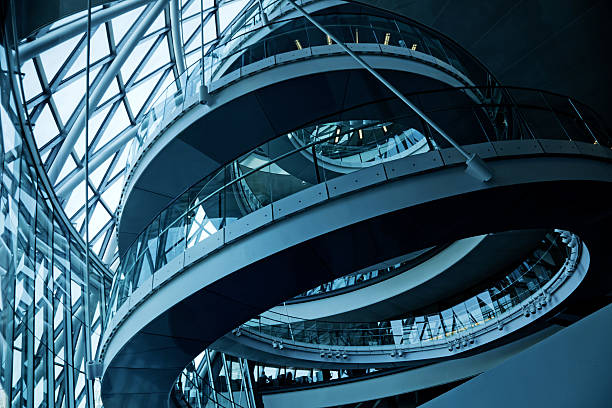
left=125, top=3, right=506, bottom=181
left=170, top=230, right=580, bottom=405
left=292, top=246, right=436, bottom=299
left=239, top=231, right=575, bottom=348
left=107, top=84, right=609, bottom=325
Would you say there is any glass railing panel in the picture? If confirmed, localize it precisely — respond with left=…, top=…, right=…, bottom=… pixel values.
left=237, top=232, right=571, bottom=350
left=116, top=240, right=138, bottom=305
left=421, top=34, right=450, bottom=63
left=525, top=106, right=575, bottom=141
left=441, top=40, right=489, bottom=87
left=480, top=104, right=512, bottom=142
left=538, top=93, right=581, bottom=142
left=157, top=216, right=187, bottom=269
left=109, top=27, right=607, bottom=324
left=569, top=100, right=612, bottom=146
left=162, top=83, right=185, bottom=127
left=191, top=167, right=227, bottom=210
left=142, top=98, right=166, bottom=146
left=265, top=137, right=319, bottom=199
left=505, top=105, right=537, bottom=140
left=567, top=97, right=608, bottom=145
left=184, top=60, right=202, bottom=109
left=160, top=191, right=190, bottom=232
left=508, top=88, right=573, bottom=141
left=186, top=171, right=216, bottom=205
left=392, top=20, right=424, bottom=52
left=106, top=273, right=122, bottom=320
left=440, top=42, right=467, bottom=74
left=156, top=196, right=188, bottom=269
left=185, top=191, right=224, bottom=250
left=124, top=9, right=519, bottom=183
left=135, top=217, right=160, bottom=285
left=233, top=149, right=272, bottom=208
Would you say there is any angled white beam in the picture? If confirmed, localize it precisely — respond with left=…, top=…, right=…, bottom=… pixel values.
left=48, top=0, right=169, bottom=183
left=169, top=0, right=186, bottom=74
left=55, top=126, right=138, bottom=197
left=18, top=0, right=156, bottom=61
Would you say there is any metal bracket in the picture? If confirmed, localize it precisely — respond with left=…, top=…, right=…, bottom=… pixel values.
left=86, top=360, right=103, bottom=379
left=465, top=153, right=493, bottom=182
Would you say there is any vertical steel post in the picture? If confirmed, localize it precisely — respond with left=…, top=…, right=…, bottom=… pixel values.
left=222, top=353, right=237, bottom=408
left=205, top=349, right=219, bottom=406
left=170, top=0, right=186, bottom=74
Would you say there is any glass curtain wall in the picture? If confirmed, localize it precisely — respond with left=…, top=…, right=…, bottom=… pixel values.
left=2, top=8, right=253, bottom=408
left=1, top=12, right=111, bottom=408
left=174, top=350, right=257, bottom=408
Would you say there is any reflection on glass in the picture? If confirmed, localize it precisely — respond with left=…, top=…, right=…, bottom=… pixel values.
left=241, top=231, right=574, bottom=348
left=109, top=2, right=609, bottom=326
left=294, top=246, right=434, bottom=299
left=109, top=82, right=608, bottom=324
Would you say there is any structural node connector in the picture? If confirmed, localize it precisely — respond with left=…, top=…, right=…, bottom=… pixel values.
left=200, top=84, right=214, bottom=105
left=465, top=153, right=493, bottom=182
left=86, top=361, right=103, bottom=380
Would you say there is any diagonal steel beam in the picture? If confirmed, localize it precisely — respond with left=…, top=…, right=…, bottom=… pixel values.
left=47, top=0, right=169, bottom=183
left=286, top=0, right=493, bottom=182
left=55, top=125, right=137, bottom=196
left=18, top=0, right=156, bottom=61
left=169, top=0, right=186, bottom=74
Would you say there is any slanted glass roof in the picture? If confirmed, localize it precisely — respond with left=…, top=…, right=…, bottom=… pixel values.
left=18, top=0, right=254, bottom=269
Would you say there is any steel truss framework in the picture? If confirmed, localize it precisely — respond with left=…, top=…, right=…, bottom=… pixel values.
left=16, top=0, right=254, bottom=268
left=1, top=33, right=112, bottom=408
left=3, top=13, right=254, bottom=407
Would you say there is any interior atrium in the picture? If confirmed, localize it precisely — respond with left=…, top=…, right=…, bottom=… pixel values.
left=1, top=0, right=611, bottom=407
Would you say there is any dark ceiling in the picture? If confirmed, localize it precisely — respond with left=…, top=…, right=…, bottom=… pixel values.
left=362, top=0, right=612, bottom=127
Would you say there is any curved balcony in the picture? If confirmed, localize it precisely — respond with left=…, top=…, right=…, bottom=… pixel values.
left=262, top=230, right=544, bottom=323
left=99, top=133, right=612, bottom=408
left=99, top=17, right=612, bottom=403
left=106, top=84, right=611, bottom=326
left=210, top=231, right=585, bottom=368
left=117, top=2, right=507, bottom=252
left=176, top=324, right=560, bottom=408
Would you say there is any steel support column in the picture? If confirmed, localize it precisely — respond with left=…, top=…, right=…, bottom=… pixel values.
left=169, top=0, right=186, bottom=74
